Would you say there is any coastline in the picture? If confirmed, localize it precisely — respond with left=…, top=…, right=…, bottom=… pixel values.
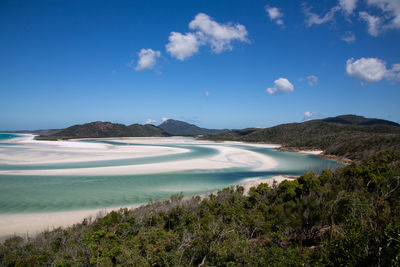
left=240, top=175, right=297, bottom=195
left=0, top=174, right=296, bottom=240
left=0, top=137, right=340, bottom=240
left=275, top=146, right=352, bottom=164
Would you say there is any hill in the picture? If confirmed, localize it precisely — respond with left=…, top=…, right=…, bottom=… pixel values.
left=322, top=114, right=400, bottom=126
left=206, top=115, right=400, bottom=161
left=158, top=119, right=223, bottom=136
left=37, top=121, right=168, bottom=139
left=1, top=150, right=399, bottom=266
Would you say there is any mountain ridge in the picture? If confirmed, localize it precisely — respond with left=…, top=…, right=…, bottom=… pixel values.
left=36, top=121, right=169, bottom=139
left=158, top=119, right=223, bottom=136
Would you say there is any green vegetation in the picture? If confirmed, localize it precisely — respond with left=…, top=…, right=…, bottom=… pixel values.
left=36, top=121, right=170, bottom=140
left=1, top=150, right=399, bottom=266
left=35, top=119, right=223, bottom=140
left=206, top=115, right=400, bottom=161
left=158, top=119, right=223, bottom=136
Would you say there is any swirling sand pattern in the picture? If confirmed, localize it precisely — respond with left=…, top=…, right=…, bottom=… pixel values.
left=0, top=135, right=342, bottom=213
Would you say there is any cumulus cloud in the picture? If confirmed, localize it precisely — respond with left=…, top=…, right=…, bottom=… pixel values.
left=342, top=31, right=356, bottom=43
left=188, top=13, right=248, bottom=53
left=267, top=78, right=294, bottom=95
left=145, top=118, right=157, bottom=125
left=134, top=48, right=161, bottom=71
left=265, top=6, right=284, bottom=26
left=307, top=75, right=319, bottom=86
left=166, top=32, right=200, bottom=61
left=339, top=0, right=358, bottom=14
left=165, top=13, right=248, bottom=60
left=346, top=57, right=400, bottom=83
left=161, top=118, right=169, bottom=122
left=304, top=111, right=314, bottom=121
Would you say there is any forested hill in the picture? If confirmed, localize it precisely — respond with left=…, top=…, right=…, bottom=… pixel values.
left=37, top=121, right=169, bottom=139
left=35, top=119, right=223, bottom=140
left=158, top=119, right=223, bottom=136
left=1, top=150, right=399, bottom=266
left=206, top=115, right=400, bottom=161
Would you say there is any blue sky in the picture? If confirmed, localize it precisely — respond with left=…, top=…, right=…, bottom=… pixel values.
left=1, top=0, right=399, bottom=130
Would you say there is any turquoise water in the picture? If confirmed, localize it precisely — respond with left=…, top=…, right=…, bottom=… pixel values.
left=0, top=133, right=21, bottom=141
left=0, top=139, right=343, bottom=213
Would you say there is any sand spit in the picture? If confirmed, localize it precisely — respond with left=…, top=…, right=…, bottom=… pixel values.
left=0, top=205, right=140, bottom=240
left=0, top=137, right=278, bottom=176
left=241, top=175, right=297, bottom=195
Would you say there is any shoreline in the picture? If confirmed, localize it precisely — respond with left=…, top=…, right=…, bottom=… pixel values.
left=0, top=174, right=296, bottom=240
left=204, top=139, right=352, bottom=165
left=275, top=146, right=352, bottom=164
left=0, top=137, right=339, bottom=240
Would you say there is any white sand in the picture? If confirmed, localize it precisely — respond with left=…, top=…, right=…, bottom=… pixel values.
left=0, top=136, right=282, bottom=238
left=241, top=175, right=297, bottom=195
left=298, top=150, right=323, bottom=155
left=0, top=138, right=278, bottom=176
left=0, top=205, right=142, bottom=239
left=0, top=135, right=189, bottom=164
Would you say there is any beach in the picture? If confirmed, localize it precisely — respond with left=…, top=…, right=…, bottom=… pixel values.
left=0, top=135, right=343, bottom=238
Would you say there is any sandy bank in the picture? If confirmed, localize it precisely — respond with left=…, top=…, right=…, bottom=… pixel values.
left=0, top=136, right=189, bottom=165
left=241, top=175, right=297, bottom=195
left=0, top=175, right=295, bottom=239
left=0, top=140, right=278, bottom=176
left=0, top=205, right=140, bottom=241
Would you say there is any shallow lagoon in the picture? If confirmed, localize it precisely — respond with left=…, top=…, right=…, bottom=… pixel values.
left=0, top=135, right=342, bottom=213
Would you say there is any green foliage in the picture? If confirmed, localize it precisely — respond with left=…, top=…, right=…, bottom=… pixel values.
left=37, top=121, right=169, bottom=139
left=206, top=115, right=400, bottom=161
left=1, top=150, right=399, bottom=266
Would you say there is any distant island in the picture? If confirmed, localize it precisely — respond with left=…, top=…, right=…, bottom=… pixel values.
left=32, top=119, right=224, bottom=140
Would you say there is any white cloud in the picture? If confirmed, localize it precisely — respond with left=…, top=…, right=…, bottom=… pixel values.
left=189, top=13, right=248, bottom=53
left=166, top=32, right=200, bottom=61
left=307, top=75, right=319, bottom=86
left=166, top=13, right=248, bottom=60
left=265, top=6, right=284, bottom=26
left=300, top=0, right=399, bottom=38
left=161, top=118, right=169, bottom=122
left=346, top=57, right=400, bottom=83
left=304, top=111, right=313, bottom=121
left=134, top=49, right=161, bottom=71
left=366, top=0, right=400, bottom=31
left=304, top=0, right=357, bottom=27
left=359, top=11, right=382, bottom=36
left=346, top=57, right=386, bottom=82
left=304, top=5, right=340, bottom=26
left=342, top=31, right=356, bottom=43
left=145, top=118, right=157, bottom=125
left=339, top=0, right=358, bottom=14
left=267, top=78, right=294, bottom=95
left=386, top=64, right=400, bottom=82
